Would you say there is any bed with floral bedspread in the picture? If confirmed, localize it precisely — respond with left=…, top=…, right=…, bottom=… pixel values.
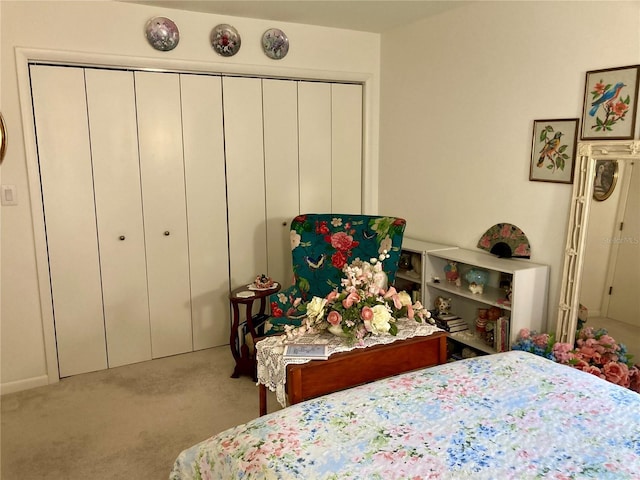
left=170, top=351, right=640, bottom=479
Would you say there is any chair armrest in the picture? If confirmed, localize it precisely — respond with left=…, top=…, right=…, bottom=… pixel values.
left=260, top=284, right=308, bottom=336
left=268, top=284, right=307, bottom=318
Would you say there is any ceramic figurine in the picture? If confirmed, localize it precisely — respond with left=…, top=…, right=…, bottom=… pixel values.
left=487, top=306, right=502, bottom=321
left=444, top=261, right=459, bottom=283
left=434, top=296, right=452, bottom=316
left=465, top=268, right=489, bottom=294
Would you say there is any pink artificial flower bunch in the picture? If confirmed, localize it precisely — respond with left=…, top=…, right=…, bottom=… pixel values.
left=552, top=327, right=639, bottom=393
left=512, top=328, right=556, bottom=360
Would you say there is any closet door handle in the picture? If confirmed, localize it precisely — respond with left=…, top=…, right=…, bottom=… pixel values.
left=119, top=235, right=126, bottom=241
left=282, top=221, right=287, bottom=226
left=164, top=231, right=170, bottom=236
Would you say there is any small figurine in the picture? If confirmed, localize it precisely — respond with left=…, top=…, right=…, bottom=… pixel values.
left=455, top=277, right=462, bottom=288
left=468, top=282, right=484, bottom=294
left=434, top=296, right=452, bottom=316
left=487, top=306, right=502, bottom=321
left=253, top=274, right=275, bottom=289
left=444, top=261, right=459, bottom=283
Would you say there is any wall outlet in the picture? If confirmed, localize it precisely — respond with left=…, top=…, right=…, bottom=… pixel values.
left=1, top=185, right=18, bottom=206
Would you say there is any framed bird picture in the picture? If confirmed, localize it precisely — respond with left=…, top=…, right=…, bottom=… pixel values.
left=529, top=118, right=579, bottom=183
left=581, top=65, right=640, bottom=140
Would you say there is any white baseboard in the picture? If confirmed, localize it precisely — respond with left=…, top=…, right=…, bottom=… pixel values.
left=1, top=375, right=49, bottom=395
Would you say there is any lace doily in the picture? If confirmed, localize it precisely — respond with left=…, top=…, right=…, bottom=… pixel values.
left=256, top=318, right=444, bottom=408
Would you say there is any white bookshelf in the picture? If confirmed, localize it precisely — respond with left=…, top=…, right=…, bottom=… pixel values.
left=426, top=248, right=549, bottom=353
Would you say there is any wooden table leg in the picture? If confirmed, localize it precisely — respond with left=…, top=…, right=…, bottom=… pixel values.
left=259, top=383, right=267, bottom=416
left=229, top=301, right=242, bottom=378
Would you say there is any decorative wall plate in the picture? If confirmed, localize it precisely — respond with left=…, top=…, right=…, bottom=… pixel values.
left=262, top=28, right=289, bottom=60
left=145, top=16, right=180, bottom=51
left=211, top=24, right=241, bottom=57
left=477, top=223, right=531, bottom=258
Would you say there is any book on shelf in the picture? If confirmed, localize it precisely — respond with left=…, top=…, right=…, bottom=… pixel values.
left=493, top=317, right=510, bottom=352
left=447, top=324, right=470, bottom=333
left=283, top=343, right=329, bottom=360
left=441, top=318, right=467, bottom=326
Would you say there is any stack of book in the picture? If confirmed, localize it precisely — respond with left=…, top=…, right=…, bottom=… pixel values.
left=435, top=314, right=469, bottom=333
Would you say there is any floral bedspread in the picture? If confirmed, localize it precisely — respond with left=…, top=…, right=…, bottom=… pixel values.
left=170, top=351, right=640, bottom=480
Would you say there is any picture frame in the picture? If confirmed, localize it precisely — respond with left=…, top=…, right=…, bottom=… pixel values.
left=593, top=159, right=618, bottom=201
left=529, top=118, right=578, bottom=184
left=581, top=65, right=640, bottom=140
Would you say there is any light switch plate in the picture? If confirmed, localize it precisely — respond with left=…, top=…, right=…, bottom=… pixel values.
left=1, top=185, right=18, bottom=206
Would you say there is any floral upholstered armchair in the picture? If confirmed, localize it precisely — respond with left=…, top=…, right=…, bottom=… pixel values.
left=263, top=213, right=407, bottom=335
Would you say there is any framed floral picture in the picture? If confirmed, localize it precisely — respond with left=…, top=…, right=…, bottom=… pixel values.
left=581, top=65, right=640, bottom=140
left=529, top=118, right=578, bottom=184
left=593, top=159, right=618, bottom=201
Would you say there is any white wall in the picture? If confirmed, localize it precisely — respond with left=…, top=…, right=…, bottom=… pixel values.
left=379, top=1, right=640, bottom=332
left=0, top=0, right=381, bottom=393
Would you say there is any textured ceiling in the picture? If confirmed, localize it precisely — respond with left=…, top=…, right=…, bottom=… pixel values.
left=121, top=0, right=467, bottom=33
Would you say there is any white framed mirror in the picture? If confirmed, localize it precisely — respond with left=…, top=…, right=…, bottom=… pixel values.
left=556, top=140, right=639, bottom=346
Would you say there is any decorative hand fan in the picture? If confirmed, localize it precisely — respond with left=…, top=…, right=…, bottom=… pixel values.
left=477, top=223, right=531, bottom=259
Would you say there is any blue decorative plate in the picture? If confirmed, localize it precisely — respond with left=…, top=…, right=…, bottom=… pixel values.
left=145, top=17, right=179, bottom=51
left=211, top=24, right=241, bottom=57
left=262, top=28, right=289, bottom=60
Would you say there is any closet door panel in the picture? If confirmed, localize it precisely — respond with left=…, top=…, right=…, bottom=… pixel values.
left=223, top=76, right=267, bottom=288
left=30, top=65, right=107, bottom=377
left=298, top=82, right=332, bottom=213
left=135, top=71, right=192, bottom=358
left=332, top=83, right=363, bottom=214
left=263, top=79, right=299, bottom=287
left=85, top=69, right=152, bottom=367
left=180, top=74, right=229, bottom=350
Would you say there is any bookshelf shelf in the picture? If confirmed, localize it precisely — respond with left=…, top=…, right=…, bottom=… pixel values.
left=449, top=331, right=496, bottom=355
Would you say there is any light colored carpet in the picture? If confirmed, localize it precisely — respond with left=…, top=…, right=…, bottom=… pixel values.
left=1, top=346, right=282, bottom=479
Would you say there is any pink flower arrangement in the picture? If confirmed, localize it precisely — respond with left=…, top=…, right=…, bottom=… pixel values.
left=552, top=327, right=639, bottom=392
left=290, top=252, right=433, bottom=344
left=514, top=327, right=639, bottom=393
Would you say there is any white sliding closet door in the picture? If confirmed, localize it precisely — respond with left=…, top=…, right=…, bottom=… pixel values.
left=263, top=79, right=299, bottom=286
left=30, top=65, right=108, bottom=377
left=135, top=71, right=193, bottom=358
left=30, top=65, right=365, bottom=378
left=223, top=76, right=268, bottom=288
left=85, top=69, right=152, bottom=368
left=181, top=74, right=230, bottom=349
left=332, top=83, right=363, bottom=214
left=298, top=82, right=332, bottom=214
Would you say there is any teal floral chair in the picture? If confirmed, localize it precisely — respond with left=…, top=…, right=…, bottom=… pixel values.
left=262, top=213, right=406, bottom=335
